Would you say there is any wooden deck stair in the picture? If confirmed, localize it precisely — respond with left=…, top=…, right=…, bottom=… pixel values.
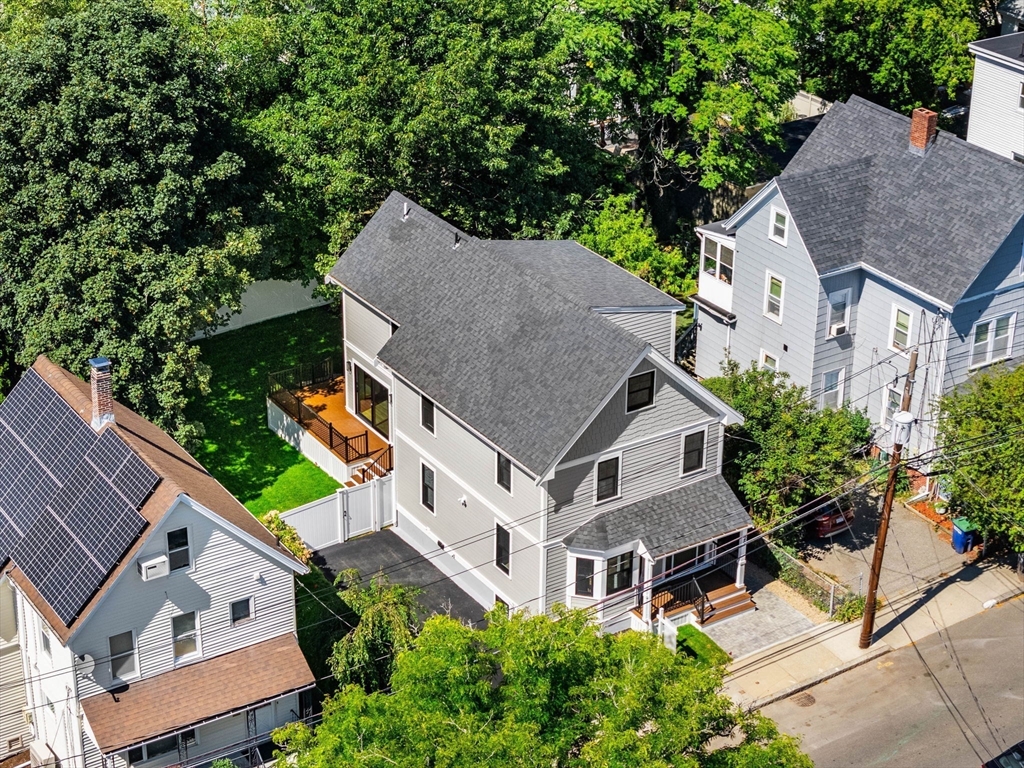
left=698, top=584, right=755, bottom=627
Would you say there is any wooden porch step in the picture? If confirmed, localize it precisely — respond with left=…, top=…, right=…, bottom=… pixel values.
left=700, top=592, right=755, bottom=627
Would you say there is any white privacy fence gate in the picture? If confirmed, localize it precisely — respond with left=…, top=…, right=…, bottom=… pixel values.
left=281, top=475, right=395, bottom=550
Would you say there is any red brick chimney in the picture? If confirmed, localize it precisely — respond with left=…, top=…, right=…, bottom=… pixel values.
left=89, top=357, right=115, bottom=430
left=909, top=107, right=937, bottom=154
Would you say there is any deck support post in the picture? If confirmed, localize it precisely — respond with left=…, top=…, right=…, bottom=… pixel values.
left=734, top=529, right=748, bottom=589
left=641, top=556, right=653, bottom=630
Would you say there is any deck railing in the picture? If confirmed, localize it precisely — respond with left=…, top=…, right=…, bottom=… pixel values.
left=653, top=577, right=709, bottom=623
left=362, top=445, right=394, bottom=481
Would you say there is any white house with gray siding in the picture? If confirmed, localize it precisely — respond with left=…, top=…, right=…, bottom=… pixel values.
left=325, top=193, right=756, bottom=635
left=0, top=357, right=315, bottom=768
left=693, top=95, right=1024, bottom=460
left=967, top=32, right=1024, bottom=161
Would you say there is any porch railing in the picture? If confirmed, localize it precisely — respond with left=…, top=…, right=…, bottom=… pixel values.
left=269, top=355, right=344, bottom=392
left=654, top=577, right=709, bottom=623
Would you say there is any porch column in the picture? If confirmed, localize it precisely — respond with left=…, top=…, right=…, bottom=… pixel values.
left=734, top=529, right=748, bottom=588
left=641, top=555, right=654, bottom=629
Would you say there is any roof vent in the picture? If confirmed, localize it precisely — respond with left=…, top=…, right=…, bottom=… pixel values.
left=908, top=107, right=937, bottom=155
left=453, top=232, right=462, bottom=249
left=402, top=201, right=410, bottom=220
left=89, top=356, right=115, bottom=430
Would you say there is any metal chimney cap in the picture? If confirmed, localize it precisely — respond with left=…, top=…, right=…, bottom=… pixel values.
left=89, top=356, right=111, bottom=370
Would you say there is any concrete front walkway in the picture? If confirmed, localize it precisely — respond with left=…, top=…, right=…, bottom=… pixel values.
left=316, top=529, right=487, bottom=627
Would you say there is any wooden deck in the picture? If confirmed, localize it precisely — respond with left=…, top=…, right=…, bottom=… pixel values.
left=637, top=563, right=755, bottom=626
left=295, top=379, right=389, bottom=457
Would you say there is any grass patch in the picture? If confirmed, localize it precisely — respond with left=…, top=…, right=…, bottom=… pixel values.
left=677, top=624, right=730, bottom=668
left=186, top=306, right=343, bottom=517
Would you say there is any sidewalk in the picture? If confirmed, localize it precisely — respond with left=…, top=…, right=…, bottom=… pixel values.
left=723, top=559, right=1023, bottom=710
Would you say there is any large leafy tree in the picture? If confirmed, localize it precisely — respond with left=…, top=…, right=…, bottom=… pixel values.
left=255, top=0, right=606, bottom=273
left=0, top=0, right=273, bottom=445
left=568, top=0, right=799, bottom=210
left=704, top=361, right=872, bottom=530
left=784, top=0, right=980, bottom=112
left=935, top=364, right=1024, bottom=562
left=276, top=608, right=812, bottom=767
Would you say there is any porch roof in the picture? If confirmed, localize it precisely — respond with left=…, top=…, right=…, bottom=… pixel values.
left=562, top=474, right=751, bottom=559
left=81, top=634, right=315, bottom=754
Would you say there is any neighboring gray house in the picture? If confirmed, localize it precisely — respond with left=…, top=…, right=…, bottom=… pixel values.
left=325, top=192, right=755, bottom=635
left=0, top=357, right=314, bottom=768
left=692, top=95, right=1024, bottom=459
left=967, top=31, right=1024, bottom=162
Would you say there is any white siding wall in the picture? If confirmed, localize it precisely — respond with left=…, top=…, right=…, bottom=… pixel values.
left=343, top=292, right=393, bottom=360
left=693, top=309, right=733, bottom=380
left=0, top=578, right=32, bottom=758
left=190, top=280, right=328, bottom=340
left=70, top=500, right=297, bottom=701
left=601, top=312, right=676, bottom=358
left=391, top=378, right=545, bottom=612
left=966, top=56, right=1024, bottom=160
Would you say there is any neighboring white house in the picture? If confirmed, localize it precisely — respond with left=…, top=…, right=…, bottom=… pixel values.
left=314, top=192, right=756, bottom=636
left=1, top=575, right=32, bottom=763
left=691, top=96, right=1024, bottom=461
left=967, top=31, right=1024, bottom=161
left=0, top=356, right=315, bottom=768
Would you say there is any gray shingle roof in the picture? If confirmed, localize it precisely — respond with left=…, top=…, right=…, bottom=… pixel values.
left=329, top=193, right=661, bottom=476
left=562, top=474, right=750, bottom=558
left=974, top=29, right=1024, bottom=59
left=777, top=95, right=1024, bottom=307
left=482, top=240, right=681, bottom=308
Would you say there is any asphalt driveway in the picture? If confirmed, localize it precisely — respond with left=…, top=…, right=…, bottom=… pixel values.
left=315, top=529, right=487, bottom=627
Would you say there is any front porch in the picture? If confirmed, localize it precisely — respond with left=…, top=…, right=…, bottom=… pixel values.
left=644, top=563, right=755, bottom=627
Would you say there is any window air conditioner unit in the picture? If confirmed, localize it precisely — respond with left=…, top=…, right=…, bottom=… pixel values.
left=137, top=555, right=169, bottom=581
left=830, top=323, right=847, bottom=337
left=22, top=708, right=32, bottom=724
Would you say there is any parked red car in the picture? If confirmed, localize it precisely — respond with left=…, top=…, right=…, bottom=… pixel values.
left=810, top=498, right=854, bottom=538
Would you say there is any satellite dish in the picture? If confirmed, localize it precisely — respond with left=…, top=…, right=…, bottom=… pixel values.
left=78, top=653, right=95, bottom=676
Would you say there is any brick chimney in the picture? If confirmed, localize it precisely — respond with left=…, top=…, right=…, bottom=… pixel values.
left=909, top=107, right=937, bottom=155
left=89, top=357, right=115, bottom=430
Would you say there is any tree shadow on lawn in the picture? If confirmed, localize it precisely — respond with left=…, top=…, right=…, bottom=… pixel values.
left=185, top=306, right=343, bottom=514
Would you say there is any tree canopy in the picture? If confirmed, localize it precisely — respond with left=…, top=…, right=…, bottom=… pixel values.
left=703, top=361, right=873, bottom=530
left=275, top=608, right=812, bottom=768
left=0, top=0, right=273, bottom=444
left=935, top=364, right=1024, bottom=554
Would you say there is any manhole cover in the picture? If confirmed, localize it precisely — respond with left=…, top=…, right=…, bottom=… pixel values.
left=792, top=692, right=816, bottom=707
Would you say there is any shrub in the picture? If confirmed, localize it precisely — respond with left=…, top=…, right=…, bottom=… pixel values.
left=832, top=595, right=881, bottom=623
left=264, top=510, right=312, bottom=565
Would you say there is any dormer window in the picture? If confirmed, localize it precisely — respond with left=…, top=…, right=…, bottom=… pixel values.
left=769, top=207, right=789, bottom=246
left=701, top=238, right=734, bottom=285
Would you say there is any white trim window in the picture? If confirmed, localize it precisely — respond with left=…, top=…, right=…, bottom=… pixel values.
left=890, top=306, right=912, bottom=352
left=594, top=455, right=621, bottom=503
left=108, top=630, right=138, bottom=680
left=230, top=597, right=254, bottom=627
left=760, top=350, right=778, bottom=372
left=625, top=370, right=656, bottom=413
left=662, top=542, right=715, bottom=578
left=970, top=314, right=1015, bottom=368
left=495, top=523, right=511, bottom=576
left=827, top=290, right=851, bottom=337
left=1019, top=82, right=1024, bottom=111
left=605, top=552, right=634, bottom=595
left=574, top=557, right=595, bottom=597
left=167, top=527, right=190, bottom=572
left=702, top=238, right=735, bottom=285
left=40, top=628, right=51, bottom=657
left=764, top=272, right=785, bottom=322
left=883, top=387, right=901, bottom=426
left=172, top=611, right=199, bottom=662
left=680, top=428, right=707, bottom=476
left=821, top=368, right=845, bottom=409
left=769, top=206, right=789, bottom=246
left=420, top=462, right=436, bottom=513
left=127, top=731, right=197, bottom=765
left=496, top=452, right=513, bottom=493
left=420, top=395, right=435, bottom=435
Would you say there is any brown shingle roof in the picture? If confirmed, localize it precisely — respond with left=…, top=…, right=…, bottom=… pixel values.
left=6, top=357, right=303, bottom=643
left=80, top=634, right=315, bottom=753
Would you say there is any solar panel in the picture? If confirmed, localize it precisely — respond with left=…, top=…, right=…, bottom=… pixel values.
left=0, top=368, right=158, bottom=625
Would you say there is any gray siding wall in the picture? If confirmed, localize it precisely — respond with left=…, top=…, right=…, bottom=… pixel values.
left=564, top=358, right=718, bottom=463
left=71, top=500, right=297, bottom=700
left=809, top=270, right=863, bottom=403
left=697, top=187, right=819, bottom=385
left=343, top=291, right=393, bottom=359
left=946, top=286, right=1024, bottom=392
left=391, top=378, right=544, bottom=611
left=966, top=56, right=1024, bottom=160
left=959, top=217, right=1024, bottom=298
left=602, top=312, right=676, bottom=358
left=693, top=309, right=732, bottom=380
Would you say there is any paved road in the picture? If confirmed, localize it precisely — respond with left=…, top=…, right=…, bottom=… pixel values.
left=764, top=597, right=1024, bottom=768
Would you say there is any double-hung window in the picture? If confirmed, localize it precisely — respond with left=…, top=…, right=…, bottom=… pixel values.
left=884, top=388, right=901, bottom=426
left=496, top=453, right=512, bottom=493
left=495, top=524, right=510, bottom=575
left=595, top=456, right=620, bottom=502
left=167, top=528, right=190, bottom=572
left=769, top=207, right=789, bottom=245
left=1019, top=82, right=1024, bottom=110
left=821, top=369, right=844, bottom=409
left=421, top=463, right=435, bottom=512
left=891, top=307, right=912, bottom=352
left=970, top=314, right=1014, bottom=368
left=40, top=628, right=51, bottom=657
left=420, top=395, right=435, bottom=434
left=828, top=290, right=850, bottom=336
left=108, top=631, right=136, bottom=679
left=172, top=611, right=199, bottom=661
left=230, top=598, right=253, bottom=626
left=681, top=430, right=706, bottom=475
left=128, top=731, right=196, bottom=765
left=764, top=273, right=784, bottom=321
left=605, top=552, right=634, bottom=595
left=626, top=371, right=655, bottom=412
left=702, top=238, right=735, bottom=284
left=574, top=558, right=594, bottom=597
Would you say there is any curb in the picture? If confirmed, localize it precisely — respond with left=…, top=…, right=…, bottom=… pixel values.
left=993, top=585, right=1024, bottom=607
left=741, top=643, right=893, bottom=712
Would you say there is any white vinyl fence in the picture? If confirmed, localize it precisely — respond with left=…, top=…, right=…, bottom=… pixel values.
left=281, top=476, right=395, bottom=550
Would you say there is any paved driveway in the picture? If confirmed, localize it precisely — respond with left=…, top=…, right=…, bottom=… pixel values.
left=315, top=530, right=487, bottom=627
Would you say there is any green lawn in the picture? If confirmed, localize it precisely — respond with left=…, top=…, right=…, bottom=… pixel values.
left=676, top=624, right=730, bottom=668
left=186, top=306, right=343, bottom=517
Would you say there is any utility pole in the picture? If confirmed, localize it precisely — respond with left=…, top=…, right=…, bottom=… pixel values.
left=860, top=347, right=919, bottom=649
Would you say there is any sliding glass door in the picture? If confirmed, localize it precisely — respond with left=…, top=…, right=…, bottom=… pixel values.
left=354, top=365, right=389, bottom=438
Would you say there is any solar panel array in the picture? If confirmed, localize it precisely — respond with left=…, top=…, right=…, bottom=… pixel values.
left=0, top=369, right=158, bottom=625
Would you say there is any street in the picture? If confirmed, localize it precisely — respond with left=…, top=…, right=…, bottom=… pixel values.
left=764, top=597, right=1024, bottom=768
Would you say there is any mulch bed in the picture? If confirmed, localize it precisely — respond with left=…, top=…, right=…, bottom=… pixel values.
left=907, top=499, right=954, bottom=544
